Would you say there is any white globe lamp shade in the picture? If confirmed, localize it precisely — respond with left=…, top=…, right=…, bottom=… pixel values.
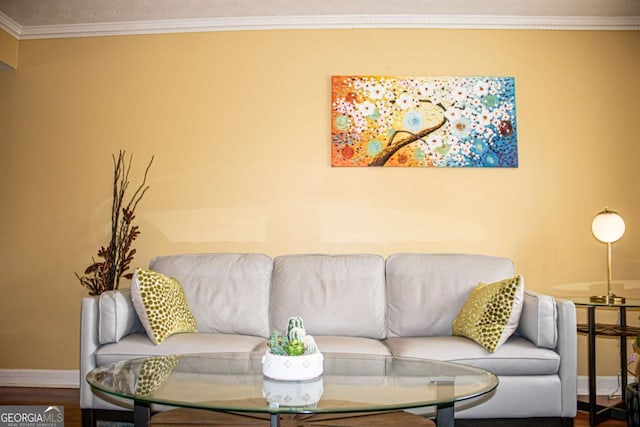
left=591, top=209, right=625, bottom=243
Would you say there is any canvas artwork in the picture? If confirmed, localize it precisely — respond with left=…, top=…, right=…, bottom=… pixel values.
left=331, top=75, right=518, bottom=167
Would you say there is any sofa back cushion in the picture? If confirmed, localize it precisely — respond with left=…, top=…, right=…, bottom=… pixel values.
left=149, top=253, right=272, bottom=338
left=270, top=254, right=386, bottom=339
left=386, top=253, right=515, bottom=337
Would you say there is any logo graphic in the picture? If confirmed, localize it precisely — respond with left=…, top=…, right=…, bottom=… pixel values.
left=0, top=405, right=64, bottom=427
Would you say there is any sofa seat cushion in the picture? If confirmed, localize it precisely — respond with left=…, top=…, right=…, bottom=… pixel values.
left=95, top=333, right=266, bottom=366
left=255, top=336, right=391, bottom=356
left=385, top=336, right=559, bottom=376
left=313, top=336, right=391, bottom=355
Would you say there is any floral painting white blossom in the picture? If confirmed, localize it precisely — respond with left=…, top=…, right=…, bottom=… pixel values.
left=331, top=76, right=518, bottom=167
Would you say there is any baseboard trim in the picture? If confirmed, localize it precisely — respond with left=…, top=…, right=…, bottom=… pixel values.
left=0, top=369, right=628, bottom=395
left=0, top=369, right=79, bottom=388
left=577, top=375, right=632, bottom=396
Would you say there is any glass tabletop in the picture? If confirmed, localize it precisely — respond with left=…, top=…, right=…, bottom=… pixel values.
left=86, top=352, right=498, bottom=414
left=568, top=297, right=640, bottom=308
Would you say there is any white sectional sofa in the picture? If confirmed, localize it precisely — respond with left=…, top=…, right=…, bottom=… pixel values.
left=80, top=253, right=577, bottom=426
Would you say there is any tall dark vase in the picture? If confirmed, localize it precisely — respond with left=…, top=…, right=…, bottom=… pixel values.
left=628, top=383, right=640, bottom=427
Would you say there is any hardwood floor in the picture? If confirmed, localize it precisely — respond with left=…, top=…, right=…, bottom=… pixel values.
left=0, top=387, right=628, bottom=427
left=0, top=387, right=82, bottom=427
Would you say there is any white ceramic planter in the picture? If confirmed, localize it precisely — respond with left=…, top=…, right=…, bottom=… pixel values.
left=262, top=376, right=324, bottom=407
left=262, top=350, right=324, bottom=381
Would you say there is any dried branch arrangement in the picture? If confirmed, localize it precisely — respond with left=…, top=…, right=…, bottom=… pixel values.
left=76, top=150, right=154, bottom=295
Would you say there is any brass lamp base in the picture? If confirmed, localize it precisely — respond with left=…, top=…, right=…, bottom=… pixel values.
left=590, top=295, right=626, bottom=304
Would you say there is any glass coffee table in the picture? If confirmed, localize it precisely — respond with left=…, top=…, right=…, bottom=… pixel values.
left=87, top=352, right=498, bottom=427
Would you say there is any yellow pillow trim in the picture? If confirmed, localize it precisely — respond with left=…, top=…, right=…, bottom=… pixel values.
left=131, top=268, right=198, bottom=345
left=452, top=275, right=524, bottom=352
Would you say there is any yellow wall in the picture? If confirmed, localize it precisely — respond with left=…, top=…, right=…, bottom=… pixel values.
left=0, top=28, right=17, bottom=69
left=0, top=29, right=639, bottom=375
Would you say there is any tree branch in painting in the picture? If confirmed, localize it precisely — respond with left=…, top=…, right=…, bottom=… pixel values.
left=368, top=113, right=448, bottom=167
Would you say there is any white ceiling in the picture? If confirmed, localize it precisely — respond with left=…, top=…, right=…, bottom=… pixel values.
left=1, top=0, right=639, bottom=39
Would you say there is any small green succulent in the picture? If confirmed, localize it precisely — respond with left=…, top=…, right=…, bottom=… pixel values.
left=284, top=339, right=305, bottom=356
left=268, top=329, right=288, bottom=355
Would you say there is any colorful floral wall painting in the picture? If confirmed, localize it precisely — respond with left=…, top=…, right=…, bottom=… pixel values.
left=331, top=76, right=518, bottom=167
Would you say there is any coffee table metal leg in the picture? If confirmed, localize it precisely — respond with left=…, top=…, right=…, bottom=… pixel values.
left=587, top=306, right=596, bottom=427
left=435, top=402, right=454, bottom=427
left=270, top=413, right=279, bottom=427
left=620, top=306, right=628, bottom=404
left=133, top=401, right=150, bottom=427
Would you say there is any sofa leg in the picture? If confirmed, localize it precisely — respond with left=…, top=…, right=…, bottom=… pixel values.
left=81, top=409, right=95, bottom=427
left=560, top=417, right=574, bottom=427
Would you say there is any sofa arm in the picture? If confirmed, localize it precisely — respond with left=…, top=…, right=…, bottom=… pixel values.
left=81, top=295, right=142, bottom=412
left=555, top=297, right=577, bottom=418
left=80, top=288, right=143, bottom=406
left=517, top=291, right=577, bottom=418
left=80, top=296, right=99, bottom=409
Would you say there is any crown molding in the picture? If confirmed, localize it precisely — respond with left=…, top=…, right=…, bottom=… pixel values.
left=2, top=14, right=639, bottom=40
left=0, top=11, right=21, bottom=38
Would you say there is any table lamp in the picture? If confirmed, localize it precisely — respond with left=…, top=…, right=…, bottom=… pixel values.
left=590, top=207, right=626, bottom=304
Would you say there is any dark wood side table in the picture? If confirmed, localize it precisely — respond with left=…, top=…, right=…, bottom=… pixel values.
left=572, top=298, right=640, bottom=426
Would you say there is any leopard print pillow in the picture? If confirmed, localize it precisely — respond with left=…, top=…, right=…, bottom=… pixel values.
left=452, top=275, right=524, bottom=352
left=131, top=268, right=198, bottom=344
